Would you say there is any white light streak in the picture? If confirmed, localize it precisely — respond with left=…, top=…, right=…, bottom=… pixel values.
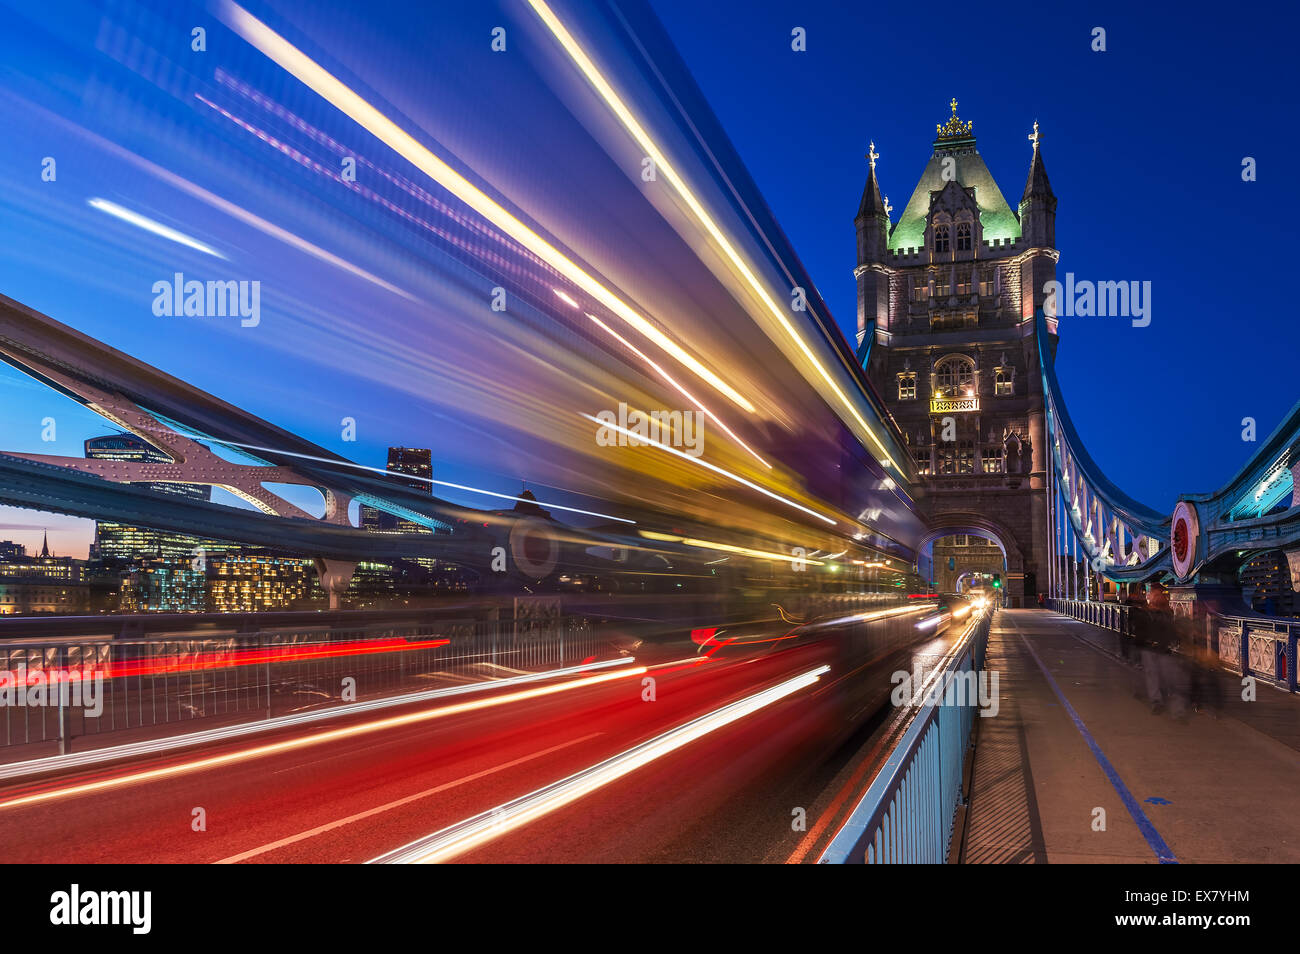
left=88, top=198, right=226, bottom=259
left=369, top=665, right=830, bottom=863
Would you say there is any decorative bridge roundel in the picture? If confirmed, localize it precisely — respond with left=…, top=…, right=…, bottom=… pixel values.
left=509, top=517, right=560, bottom=580
left=1170, top=500, right=1199, bottom=580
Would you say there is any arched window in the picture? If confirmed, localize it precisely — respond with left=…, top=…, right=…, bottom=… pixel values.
left=934, top=355, right=975, bottom=395
left=956, top=222, right=972, bottom=251
left=934, top=225, right=950, bottom=253
left=995, top=367, right=1013, bottom=396
left=897, top=372, right=917, bottom=400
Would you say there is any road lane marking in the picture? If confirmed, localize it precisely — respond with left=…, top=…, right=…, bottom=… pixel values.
left=214, top=733, right=603, bottom=863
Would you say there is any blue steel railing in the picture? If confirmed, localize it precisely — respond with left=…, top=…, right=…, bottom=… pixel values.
left=819, top=609, right=992, bottom=864
left=1050, top=598, right=1130, bottom=635
left=1051, top=597, right=1300, bottom=693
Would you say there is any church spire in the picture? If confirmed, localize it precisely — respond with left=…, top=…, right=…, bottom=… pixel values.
left=40, top=529, right=49, bottom=558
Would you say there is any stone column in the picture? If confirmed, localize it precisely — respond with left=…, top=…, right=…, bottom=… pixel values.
left=313, top=558, right=357, bottom=611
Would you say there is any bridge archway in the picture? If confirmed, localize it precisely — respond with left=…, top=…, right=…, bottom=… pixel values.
left=915, top=511, right=1024, bottom=603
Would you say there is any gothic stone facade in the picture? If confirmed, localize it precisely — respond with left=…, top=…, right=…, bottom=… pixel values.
left=858, top=104, right=1059, bottom=607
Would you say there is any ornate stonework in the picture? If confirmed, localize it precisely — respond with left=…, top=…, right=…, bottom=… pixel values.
left=857, top=105, right=1057, bottom=605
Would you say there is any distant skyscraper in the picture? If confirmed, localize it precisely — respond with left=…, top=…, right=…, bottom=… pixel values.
left=386, top=447, right=433, bottom=491
left=360, top=447, right=443, bottom=534
left=84, top=433, right=225, bottom=562
left=387, top=447, right=433, bottom=534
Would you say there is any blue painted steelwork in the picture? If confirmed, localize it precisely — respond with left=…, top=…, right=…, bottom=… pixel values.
left=819, top=609, right=991, bottom=863
left=1036, top=312, right=1300, bottom=586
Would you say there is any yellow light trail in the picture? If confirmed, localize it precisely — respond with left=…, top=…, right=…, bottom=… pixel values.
left=580, top=412, right=836, bottom=524
left=639, top=530, right=824, bottom=565
left=218, top=2, right=754, bottom=415
left=525, top=0, right=899, bottom=472
left=584, top=311, right=770, bottom=469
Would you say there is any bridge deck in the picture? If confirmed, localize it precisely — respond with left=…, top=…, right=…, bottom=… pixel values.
left=960, top=608, right=1300, bottom=864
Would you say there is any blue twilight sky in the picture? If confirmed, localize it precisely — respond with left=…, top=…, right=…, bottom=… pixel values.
left=648, top=0, right=1297, bottom=505
left=0, top=0, right=1293, bottom=559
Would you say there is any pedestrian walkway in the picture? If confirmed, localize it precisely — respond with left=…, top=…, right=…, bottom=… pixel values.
left=960, top=609, right=1300, bottom=863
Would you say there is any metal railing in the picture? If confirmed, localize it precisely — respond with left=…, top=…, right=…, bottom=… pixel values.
left=819, top=608, right=992, bottom=864
left=0, top=615, right=600, bottom=758
left=1213, top=614, right=1299, bottom=692
left=1049, top=598, right=1300, bottom=694
left=1051, top=598, right=1130, bottom=635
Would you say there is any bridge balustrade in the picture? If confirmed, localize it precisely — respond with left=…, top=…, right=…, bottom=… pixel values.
left=0, top=615, right=600, bottom=759
left=819, top=608, right=993, bottom=864
left=1049, top=599, right=1300, bottom=694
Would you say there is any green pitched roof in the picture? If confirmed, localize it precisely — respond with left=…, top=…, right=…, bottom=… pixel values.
left=887, top=138, right=1021, bottom=252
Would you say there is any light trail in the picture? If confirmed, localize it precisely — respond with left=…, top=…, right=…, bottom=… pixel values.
left=581, top=413, right=836, bottom=525
left=0, top=664, right=645, bottom=809
left=125, top=420, right=636, bottom=525
left=585, top=312, right=770, bottom=469
left=213, top=733, right=603, bottom=864
left=525, top=0, right=899, bottom=472
left=219, top=1, right=755, bottom=414
left=0, top=636, right=449, bottom=684
left=88, top=198, right=226, bottom=259
left=639, top=530, right=824, bottom=565
left=368, top=665, right=831, bottom=863
left=0, top=657, right=638, bottom=783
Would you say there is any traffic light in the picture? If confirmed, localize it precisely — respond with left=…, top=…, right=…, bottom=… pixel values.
left=992, top=573, right=1002, bottom=589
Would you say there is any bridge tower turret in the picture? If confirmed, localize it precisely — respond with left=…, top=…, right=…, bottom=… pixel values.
left=855, top=142, right=892, bottom=349
left=859, top=101, right=1054, bottom=607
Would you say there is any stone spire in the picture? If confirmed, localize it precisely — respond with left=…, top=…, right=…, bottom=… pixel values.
left=856, top=142, right=889, bottom=221
left=855, top=140, right=893, bottom=345
left=40, top=529, right=49, bottom=558
left=1019, top=121, right=1057, bottom=248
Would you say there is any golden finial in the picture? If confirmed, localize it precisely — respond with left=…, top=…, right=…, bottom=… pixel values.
left=866, top=141, right=879, bottom=170
left=936, top=98, right=973, bottom=139
left=1028, top=120, right=1042, bottom=152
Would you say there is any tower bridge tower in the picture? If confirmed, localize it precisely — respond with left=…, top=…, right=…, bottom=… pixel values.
left=859, top=101, right=1058, bottom=606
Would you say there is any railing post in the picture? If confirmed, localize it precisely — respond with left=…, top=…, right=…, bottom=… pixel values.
left=1240, top=623, right=1250, bottom=678
left=1288, top=627, right=1298, bottom=694
left=56, top=645, right=69, bottom=755
left=265, top=634, right=273, bottom=721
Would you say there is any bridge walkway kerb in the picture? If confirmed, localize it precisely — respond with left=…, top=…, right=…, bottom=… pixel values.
left=959, top=609, right=1300, bottom=864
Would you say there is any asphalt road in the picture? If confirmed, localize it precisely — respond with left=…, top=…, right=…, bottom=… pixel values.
left=0, top=607, right=965, bottom=863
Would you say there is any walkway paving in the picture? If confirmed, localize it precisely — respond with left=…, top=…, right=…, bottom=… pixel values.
left=960, top=609, right=1300, bottom=864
